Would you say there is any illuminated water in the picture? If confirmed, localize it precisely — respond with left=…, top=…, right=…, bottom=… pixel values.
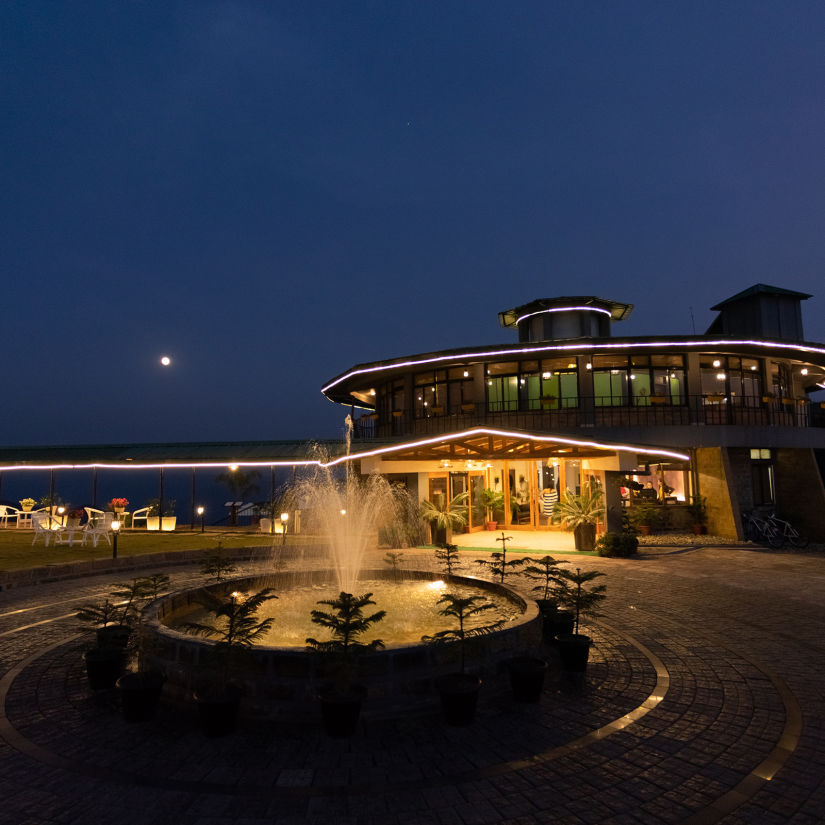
left=165, top=576, right=522, bottom=648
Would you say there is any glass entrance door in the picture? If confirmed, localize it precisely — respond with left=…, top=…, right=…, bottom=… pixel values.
left=468, top=472, right=485, bottom=531
left=450, top=473, right=469, bottom=535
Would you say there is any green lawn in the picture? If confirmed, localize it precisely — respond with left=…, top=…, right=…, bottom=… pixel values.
left=0, top=529, right=279, bottom=571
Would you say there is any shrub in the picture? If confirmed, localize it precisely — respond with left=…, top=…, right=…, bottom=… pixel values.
left=595, top=531, right=638, bottom=558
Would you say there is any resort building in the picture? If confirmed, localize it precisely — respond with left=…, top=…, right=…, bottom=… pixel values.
left=321, top=284, right=825, bottom=541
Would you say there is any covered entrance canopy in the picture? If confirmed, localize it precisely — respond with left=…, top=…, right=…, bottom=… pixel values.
left=355, top=427, right=692, bottom=534
left=353, top=426, right=690, bottom=467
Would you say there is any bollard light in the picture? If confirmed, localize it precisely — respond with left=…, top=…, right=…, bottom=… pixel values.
left=197, top=505, right=205, bottom=533
left=280, top=512, right=289, bottom=546
left=112, top=519, right=121, bottom=560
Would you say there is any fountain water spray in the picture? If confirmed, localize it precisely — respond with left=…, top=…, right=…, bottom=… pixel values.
left=285, top=420, right=420, bottom=592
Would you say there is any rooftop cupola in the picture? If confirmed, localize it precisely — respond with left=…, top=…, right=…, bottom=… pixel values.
left=498, top=296, right=633, bottom=343
left=706, top=283, right=811, bottom=342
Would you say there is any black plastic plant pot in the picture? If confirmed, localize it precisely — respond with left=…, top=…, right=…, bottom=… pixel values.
left=84, top=647, right=124, bottom=691
left=535, top=600, right=559, bottom=642
left=556, top=634, right=592, bottom=673
left=116, top=671, right=166, bottom=723
left=318, top=684, right=367, bottom=738
left=194, top=688, right=242, bottom=737
left=436, top=672, right=481, bottom=726
left=554, top=612, right=575, bottom=637
left=573, top=523, right=596, bottom=552
left=507, top=656, right=548, bottom=703
left=96, top=625, right=132, bottom=650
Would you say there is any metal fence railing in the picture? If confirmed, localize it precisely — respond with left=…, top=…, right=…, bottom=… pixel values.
left=354, top=394, right=824, bottom=440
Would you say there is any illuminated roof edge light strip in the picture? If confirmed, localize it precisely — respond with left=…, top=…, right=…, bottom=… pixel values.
left=0, top=429, right=689, bottom=471
left=515, top=306, right=613, bottom=324
left=321, top=338, right=825, bottom=394
left=325, top=427, right=690, bottom=465
left=0, top=460, right=318, bottom=472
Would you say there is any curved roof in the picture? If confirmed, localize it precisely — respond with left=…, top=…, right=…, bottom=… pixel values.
left=321, top=334, right=825, bottom=406
left=498, top=296, right=633, bottom=328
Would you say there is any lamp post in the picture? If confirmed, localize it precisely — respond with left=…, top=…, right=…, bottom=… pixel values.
left=112, top=519, right=121, bottom=560
left=280, top=512, right=289, bottom=546
left=197, top=506, right=205, bottom=533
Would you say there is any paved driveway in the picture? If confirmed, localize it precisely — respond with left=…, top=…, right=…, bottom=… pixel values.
left=0, top=543, right=823, bottom=824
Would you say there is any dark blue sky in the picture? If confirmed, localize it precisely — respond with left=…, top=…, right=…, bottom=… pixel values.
left=3, top=1, right=825, bottom=446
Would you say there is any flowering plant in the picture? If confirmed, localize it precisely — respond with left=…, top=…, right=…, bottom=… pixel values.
left=20, top=498, right=36, bottom=509
left=109, top=498, right=129, bottom=509
left=68, top=508, right=85, bottom=521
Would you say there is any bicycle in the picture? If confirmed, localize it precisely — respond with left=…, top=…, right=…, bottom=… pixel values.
left=766, top=513, right=809, bottom=548
left=742, top=510, right=783, bottom=548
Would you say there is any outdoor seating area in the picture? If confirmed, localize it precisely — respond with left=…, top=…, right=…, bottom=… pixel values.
left=1, top=497, right=177, bottom=548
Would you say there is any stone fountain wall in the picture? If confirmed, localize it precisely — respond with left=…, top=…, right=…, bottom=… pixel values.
left=143, top=569, right=541, bottom=719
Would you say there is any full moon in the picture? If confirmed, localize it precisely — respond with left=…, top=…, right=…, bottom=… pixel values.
left=160, top=355, right=171, bottom=366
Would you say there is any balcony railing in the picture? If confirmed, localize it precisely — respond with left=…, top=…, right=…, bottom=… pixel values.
left=354, top=395, right=825, bottom=440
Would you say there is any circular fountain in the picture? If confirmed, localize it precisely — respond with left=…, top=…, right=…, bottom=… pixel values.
left=144, top=439, right=540, bottom=717
left=145, top=568, right=539, bottom=717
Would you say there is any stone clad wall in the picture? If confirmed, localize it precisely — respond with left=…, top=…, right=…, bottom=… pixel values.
left=696, top=447, right=742, bottom=539
left=774, top=448, right=825, bottom=541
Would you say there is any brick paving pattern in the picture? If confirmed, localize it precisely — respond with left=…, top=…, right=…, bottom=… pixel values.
left=0, top=544, right=823, bottom=824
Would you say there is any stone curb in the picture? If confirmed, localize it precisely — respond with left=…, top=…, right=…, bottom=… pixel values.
left=0, top=544, right=275, bottom=591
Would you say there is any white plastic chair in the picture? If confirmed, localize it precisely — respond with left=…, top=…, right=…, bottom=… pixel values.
left=82, top=512, right=114, bottom=547
left=259, top=517, right=272, bottom=534
left=0, top=505, right=21, bottom=528
left=130, top=506, right=151, bottom=530
left=84, top=507, right=105, bottom=526
left=32, top=512, right=65, bottom=546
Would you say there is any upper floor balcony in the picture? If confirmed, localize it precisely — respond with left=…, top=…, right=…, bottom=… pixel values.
left=353, top=393, right=825, bottom=442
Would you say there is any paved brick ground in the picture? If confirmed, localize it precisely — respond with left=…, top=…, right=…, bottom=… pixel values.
left=0, top=543, right=824, bottom=824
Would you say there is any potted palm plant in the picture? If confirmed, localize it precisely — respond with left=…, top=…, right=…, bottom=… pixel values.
left=628, top=501, right=663, bottom=535
left=552, top=484, right=605, bottom=551
left=306, top=591, right=386, bottom=737
left=420, top=491, right=469, bottom=544
left=181, top=586, right=277, bottom=736
left=480, top=488, right=505, bottom=530
left=422, top=593, right=504, bottom=726
left=555, top=567, right=607, bottom=673
left=686, top=496, right=707, bottom=535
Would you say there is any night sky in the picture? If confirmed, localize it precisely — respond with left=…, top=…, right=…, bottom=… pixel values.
left=4, top=1, right=825, bottom=447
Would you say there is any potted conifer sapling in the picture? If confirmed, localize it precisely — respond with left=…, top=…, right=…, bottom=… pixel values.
left=76, top=597, right=126, bottom=691
left=434, top=542, right=462, bottom=576
left=422, top=593, right=504, bottom=725
left=555, top=567, right=607, bottom=674
left=181, top=586, right=277, bottom=736
left=306, top=591, right=386, bottom=737
left=116, top=574, right=170, bottom=722
left=521, top=555, right=571, bottom=641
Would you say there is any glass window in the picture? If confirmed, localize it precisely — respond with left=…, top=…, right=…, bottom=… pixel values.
left=630, top=371, right=651, bottom=405
left=593, top=354, right=685, bottom=406
left=487, top=375, right=519, bottom=411
left=751, top=458, right=774, bottom=506
left=593, top=369, right=626, bottom=406
left=700, top=356, right=762, bottom=405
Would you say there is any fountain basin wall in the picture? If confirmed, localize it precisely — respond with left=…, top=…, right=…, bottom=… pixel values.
left=144, top=569, right=541, bottom=718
